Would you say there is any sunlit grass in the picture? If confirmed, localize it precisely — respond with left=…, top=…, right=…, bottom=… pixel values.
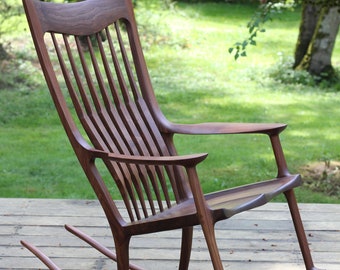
left=1, top=2, right=340, bottom=203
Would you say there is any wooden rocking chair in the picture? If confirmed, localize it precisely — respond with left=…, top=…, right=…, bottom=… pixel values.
left=22, top=0, right=318, bottom=269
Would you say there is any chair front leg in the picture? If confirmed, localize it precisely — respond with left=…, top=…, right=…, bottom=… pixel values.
left=285, top=189, right=319, bottom=270
left=115, top=237, right=132, bottom=270
left=201, top=222, right=224, bottom=270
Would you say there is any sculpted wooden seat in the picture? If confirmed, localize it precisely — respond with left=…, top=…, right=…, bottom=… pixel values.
left=23, top=0, right=318, bottom=269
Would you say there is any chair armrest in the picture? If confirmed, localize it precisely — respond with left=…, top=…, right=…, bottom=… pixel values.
left=164, top=122, right=287, bottom=136
left=92, top=150, right=208, bottom=167
left=163, top=122, right=290, bottom=177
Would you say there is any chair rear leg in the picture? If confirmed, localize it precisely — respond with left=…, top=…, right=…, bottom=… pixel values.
left=178, top=226, right=193, bottom=270
left=284, top=189, right=319, bottom=270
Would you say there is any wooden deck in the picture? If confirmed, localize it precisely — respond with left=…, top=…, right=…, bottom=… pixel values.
left=1, top=198, right=339, bottom=269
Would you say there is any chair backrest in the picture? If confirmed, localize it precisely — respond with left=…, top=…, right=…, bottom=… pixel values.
left=23, top=0, right=191, bottom=225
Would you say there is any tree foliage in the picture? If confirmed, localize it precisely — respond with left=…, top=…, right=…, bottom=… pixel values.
left=229, top=0, right=340, bottom=81
left=229, top=0, right=340, bottom=60
left=0, top=0, right=22, bottom=60
left=229, top=1, right=291, bottom=60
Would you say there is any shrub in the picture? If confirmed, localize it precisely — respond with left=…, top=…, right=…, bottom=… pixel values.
left=268, top=53, right=315, bottom=86
left=268, top=53, right=340, bottom=90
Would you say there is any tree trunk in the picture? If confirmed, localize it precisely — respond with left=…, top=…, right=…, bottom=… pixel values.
left=294, top=3, right=340, bottom=79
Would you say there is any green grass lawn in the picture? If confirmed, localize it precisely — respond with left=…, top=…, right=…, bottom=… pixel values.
left=1, top=1, right=340, bottom=203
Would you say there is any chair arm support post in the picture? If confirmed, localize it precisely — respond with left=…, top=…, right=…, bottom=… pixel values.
left=269, top=134, right=290, bottom=177
left=185, top=166, right=224, bottom=270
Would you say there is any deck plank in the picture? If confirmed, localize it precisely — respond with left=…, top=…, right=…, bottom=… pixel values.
left=0, top=198, right=339, bottom=269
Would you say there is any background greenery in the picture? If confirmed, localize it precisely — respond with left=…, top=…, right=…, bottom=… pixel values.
left=1, top=0, right=340, bottom=203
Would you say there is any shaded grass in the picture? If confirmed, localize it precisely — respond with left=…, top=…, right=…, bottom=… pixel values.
left=0, top=89, right=92, bottom=198
left=1, top=2, right=340, bottom=203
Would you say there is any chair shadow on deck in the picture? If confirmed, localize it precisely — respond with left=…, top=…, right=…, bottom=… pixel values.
left=22, top=0, right=319, bottom=269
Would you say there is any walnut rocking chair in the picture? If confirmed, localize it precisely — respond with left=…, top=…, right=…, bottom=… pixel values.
left=22, top=0, right=318, bottom=269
